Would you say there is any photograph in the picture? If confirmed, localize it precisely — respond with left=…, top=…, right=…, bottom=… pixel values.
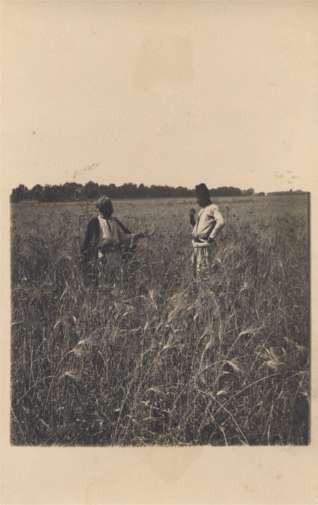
left=7, top=0, right=312, bottom=448
left=10, top=185, right=310, bottom=447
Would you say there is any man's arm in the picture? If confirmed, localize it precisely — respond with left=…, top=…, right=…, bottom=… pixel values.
left=114, top=217, right=131, bottom=235
left=208, top=206, right=225, bottom=241
left=81, top=218, right=99, bottom=254
left=189, top=208, right=196, bottom=227
left=114, top=217, right=150, bottom=242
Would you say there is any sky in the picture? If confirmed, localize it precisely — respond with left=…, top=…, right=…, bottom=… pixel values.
left=2, top=1, right=318, bottom=193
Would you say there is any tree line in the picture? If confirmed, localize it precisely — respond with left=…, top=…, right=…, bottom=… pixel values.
left=10, top=182, right=258, bottom=203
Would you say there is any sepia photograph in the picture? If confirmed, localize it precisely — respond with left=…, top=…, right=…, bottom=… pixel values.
left=2, top=0, right=318, bottom=503
left=10, top=186, right=310, bottom=446
left=8, top=2, right=311, bottom=448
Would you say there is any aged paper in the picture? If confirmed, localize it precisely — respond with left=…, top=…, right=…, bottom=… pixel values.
left=1, top=1, right=318, bottom=504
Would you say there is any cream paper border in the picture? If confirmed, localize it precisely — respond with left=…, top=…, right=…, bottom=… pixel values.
left=1, top=1, right=318, bottom=504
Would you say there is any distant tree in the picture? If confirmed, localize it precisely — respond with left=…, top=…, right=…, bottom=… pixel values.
left=10, top=184, right=29, bottom=202
left=74, top=186, right=83, bottom=200
left=138, top=183, right=148, bottom=198
left=82, top=181, right=100, bottom=200
left=210, top=186, right=242, bottom=197
left=121, top=183, right=138, bottom=198
left=242, top=188, right=255, bottom=196
left=268, top=190, right=308, bottom=196
left=30, top=184, right=44, bottom=201
left=62, top=182, right=82, bottom=200
left=11, top=180, right=262, bottom=202
left=42, top=184, right=64, bottom=201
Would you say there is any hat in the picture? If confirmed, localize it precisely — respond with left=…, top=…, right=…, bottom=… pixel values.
left=195, top=183, right=210, bottom=199
left=96, top=195, right=113, bottom=211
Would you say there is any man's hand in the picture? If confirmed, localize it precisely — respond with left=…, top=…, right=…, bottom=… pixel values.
left=124, top=232, right=149, bottom=248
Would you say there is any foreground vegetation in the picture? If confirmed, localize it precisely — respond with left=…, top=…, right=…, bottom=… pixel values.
left=11, top=195, right=310, bottom=445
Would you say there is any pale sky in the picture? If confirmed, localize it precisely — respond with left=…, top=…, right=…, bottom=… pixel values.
left=2, top=1, right=318, bottom=192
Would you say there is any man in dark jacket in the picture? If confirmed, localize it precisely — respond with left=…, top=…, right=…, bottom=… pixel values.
left=81, top=196, right=146, bottom=283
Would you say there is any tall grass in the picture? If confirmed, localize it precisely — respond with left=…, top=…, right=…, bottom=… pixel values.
left=10, top=196, right=310, bottom=445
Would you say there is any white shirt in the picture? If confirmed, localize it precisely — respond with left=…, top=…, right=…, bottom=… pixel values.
left=192, top=204, right=224, bottom=242
left=97, top=214, right=127, bottom=245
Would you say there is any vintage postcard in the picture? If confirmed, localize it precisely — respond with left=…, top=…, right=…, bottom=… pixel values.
left=1, top=1, right=318, bottom=504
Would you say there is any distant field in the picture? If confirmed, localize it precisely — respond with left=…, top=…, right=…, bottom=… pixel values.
left=10, top=195, right=310, bottom=445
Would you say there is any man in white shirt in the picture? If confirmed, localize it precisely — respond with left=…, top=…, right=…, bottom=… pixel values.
left=190, top=183, right=225, bottom=278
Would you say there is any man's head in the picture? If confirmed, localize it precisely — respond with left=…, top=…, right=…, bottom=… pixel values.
left=96, top=196, right=114, bottom=217
left=195, top=183, right=211, bottom=207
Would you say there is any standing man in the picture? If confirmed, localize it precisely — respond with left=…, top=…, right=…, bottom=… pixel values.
left=81, top=195, right=147, bottom=284
left=190, top=183, right=225, bottom=278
